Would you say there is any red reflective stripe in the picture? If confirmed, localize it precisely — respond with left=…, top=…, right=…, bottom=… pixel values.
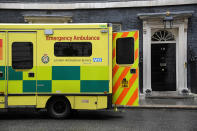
left=115, top=69, right=138, bottom=105
left=113, top=33, right=117, bottom=40
left=135, top=48, right=138, bottom=60
left=112, top=48, right=115, bottom=59
left=112, top=64, right=119, bottom=78
left=113, top=67, right=130, bottom=94
left=134, top=31, right=138, bottom=41
left=126, top=88, right=138, bottom=105
left=0, top=39, right=2, bottom=60
left=121, top=32, right=129, bottom=37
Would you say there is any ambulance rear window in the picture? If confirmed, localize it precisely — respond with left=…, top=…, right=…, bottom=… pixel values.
left=12, top=42, right=33, bottom=69
left=116, top=37, right=134, bottom=64
left=54, top=42, right=92, bottom=57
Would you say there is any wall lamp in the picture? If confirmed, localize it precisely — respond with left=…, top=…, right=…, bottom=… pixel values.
left=163, top=16, right=174, bottom=29
left=163, top=11, right=174, bottom=29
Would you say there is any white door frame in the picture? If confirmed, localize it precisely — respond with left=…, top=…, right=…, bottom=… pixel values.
left=143, top=18, right=188, bottom=95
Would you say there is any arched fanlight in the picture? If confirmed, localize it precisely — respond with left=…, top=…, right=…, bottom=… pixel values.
left=151, top=30, right=175, bottom=41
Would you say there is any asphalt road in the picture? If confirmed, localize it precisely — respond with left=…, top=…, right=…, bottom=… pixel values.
left=0, top=108, right=197, bottom=131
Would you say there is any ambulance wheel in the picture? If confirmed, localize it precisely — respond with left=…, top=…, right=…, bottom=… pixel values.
left=47, top=97, right=71, bottom=119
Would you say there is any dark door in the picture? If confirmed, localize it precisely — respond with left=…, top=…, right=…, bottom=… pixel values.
left=151, top=43, right=176, bottom=91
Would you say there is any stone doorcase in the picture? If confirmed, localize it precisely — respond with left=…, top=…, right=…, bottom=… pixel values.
left=138, top=11, right=193, bottom=95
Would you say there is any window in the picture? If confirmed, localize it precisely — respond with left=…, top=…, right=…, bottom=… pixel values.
left=116, top=37, right=134, bottom=64
left=151, top=30, right=175, bottom=41
left=54, top=42, right=92, bottom=57
left=112, top=23, right=122, bottom=32
left=12, top=42, right=33, bottom=69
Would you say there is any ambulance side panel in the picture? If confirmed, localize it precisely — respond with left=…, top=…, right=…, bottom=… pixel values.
left=0, top=24, right=112, bottom=110
left=36, top=26, right=112, bottom=109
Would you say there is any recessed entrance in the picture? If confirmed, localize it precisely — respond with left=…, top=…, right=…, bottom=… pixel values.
left=140, top=12, right=191, bottom=96
left=151, top=29, right=177, bottom=91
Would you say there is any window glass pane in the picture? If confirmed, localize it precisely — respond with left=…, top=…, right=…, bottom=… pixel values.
left=116, top=37, right=134, bottom=64
left=112, top=23, right=122, bottom=32
left=54, top=42, right=92, bottom=57
left=12, top=42, right=33, bottom=69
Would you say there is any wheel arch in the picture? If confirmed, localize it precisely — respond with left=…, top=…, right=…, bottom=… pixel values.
left=45, top=95, right=71, bottom=109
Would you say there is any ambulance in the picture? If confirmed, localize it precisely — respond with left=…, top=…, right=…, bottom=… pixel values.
left=0, top=23, right=139, bottom=118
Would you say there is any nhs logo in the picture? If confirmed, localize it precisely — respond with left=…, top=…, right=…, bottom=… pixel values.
left=93, top=58, right=102, bottom=62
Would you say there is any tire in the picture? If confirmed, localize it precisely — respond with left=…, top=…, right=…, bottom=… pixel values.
left=47, top=97, right=71, bottom=119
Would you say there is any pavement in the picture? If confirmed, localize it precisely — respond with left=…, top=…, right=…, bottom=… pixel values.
left=1, top=108, right=197, bottom=131
left=135, top=92, right=197, bottom=108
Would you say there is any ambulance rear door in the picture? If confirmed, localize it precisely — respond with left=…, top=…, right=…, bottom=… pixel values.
left=112, top=31, right=139, bottom=106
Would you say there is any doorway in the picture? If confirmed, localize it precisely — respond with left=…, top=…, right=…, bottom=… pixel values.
left=141, top=16, right=189, bottom=96
left=151, top=29, right=177, bottom=91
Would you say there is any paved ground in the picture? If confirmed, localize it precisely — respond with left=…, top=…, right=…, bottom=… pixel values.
left=139, top=92, right=197, bottom=107
left=0, top=108, right=197, bottom=131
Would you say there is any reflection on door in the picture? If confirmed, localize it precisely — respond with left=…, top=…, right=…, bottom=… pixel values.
left=151, top=43, right=176, bottom=91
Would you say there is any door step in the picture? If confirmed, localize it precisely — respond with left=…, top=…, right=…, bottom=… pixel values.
left=140, top=96, right=197, bottom=107
left=145, top=91, right=194, bottom=99
left=146, top=95, right=194, bottom=99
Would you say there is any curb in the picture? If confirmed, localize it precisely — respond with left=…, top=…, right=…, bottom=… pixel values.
left=114, top=105, right=197, bottom=109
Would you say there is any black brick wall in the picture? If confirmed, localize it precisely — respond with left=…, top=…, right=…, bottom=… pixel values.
left=0, top=4, right=197, bottom=93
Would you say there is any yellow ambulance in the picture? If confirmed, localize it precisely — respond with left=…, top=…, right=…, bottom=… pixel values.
left=0, top=23, right=139, bottom=118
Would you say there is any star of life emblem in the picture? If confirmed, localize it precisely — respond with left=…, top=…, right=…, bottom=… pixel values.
left=42, top=54, right=49, bottom=64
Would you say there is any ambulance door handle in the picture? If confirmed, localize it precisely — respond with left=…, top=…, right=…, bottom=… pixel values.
left=0, top=71, right=3, bottom=77
left=130, top=69, right=136, bottom=74
left=28, top=72, right=35, bottom=77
